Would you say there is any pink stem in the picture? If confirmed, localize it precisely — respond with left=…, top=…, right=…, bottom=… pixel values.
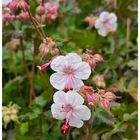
left=41, top=0, right=45, bottom=7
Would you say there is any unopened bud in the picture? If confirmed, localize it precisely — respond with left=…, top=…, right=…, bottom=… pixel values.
left=99, top=98, right=110, bottom=112
left=36, top=5, right=45, bottom=16
left=9, top=0, right=18, bottom=10
left=50, top=48, right=60, bottom=56
left=79, top=85, right=94, bottom=95
left=104, top=92, right=118, bottom=101
left=93, top=54, right=103, bottom=63
left=87, top=58, right=96, bottom=69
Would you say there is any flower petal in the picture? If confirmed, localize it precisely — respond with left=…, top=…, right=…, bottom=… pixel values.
left=95, top=19, right=102, bottom=29
left=73, top=105, right=91, bottom=120
left=98, top=27, right=108, bottom=37
left=74, top=62, right=91, bottom=80
left=109, top=13, right=117, bottom=23
left=50, top=73, right=66, bottom=90
left=51, top=104, right=66, bottom=120
left=66, top=53, right=82, bottom=64
left=100, top=11, right=109, bottom=21
left=69, top=114, right=83, bottom=128
left=51, top=55, right=68, bottom=72
left=53, top=91, right=66, bottom=105
left=66, top=90, right=84, bottom=106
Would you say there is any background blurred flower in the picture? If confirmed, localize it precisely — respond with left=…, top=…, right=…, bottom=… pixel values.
left=95, top=11, right=117, bottom=36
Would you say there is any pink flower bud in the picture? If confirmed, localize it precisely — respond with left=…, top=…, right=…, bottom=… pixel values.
left=93, top=75, right=106, bottom=88
left=93, top=54, right=103, bottom=63
left=104, top=91, right=119, bottom=101
left=39, top=43, right=50, bottom=58
left=98, top=89, right=106, bottom=95
left=61, top=122, right=70, bottom=134
left=99, top=98, right=110, bottom=112
left=86, top=93, right=96, bottom=106
left=19, top=0, right=28, bottom=10
left=86, top=49, right=93, bottom=55
left=87, top=58, right=96, bottom=69
left=79, top=85, right=94, bottom=95
left=50, top=48, right=60, bottom=57
left=3, top=13, right=15, bottom=21
left=37, top=61, right=51, bottom=71
left=18, top=12, right=30, bottom=21
left=9, top=0, right=18, bottom=10
left=36, top=5, right=45, bottom=16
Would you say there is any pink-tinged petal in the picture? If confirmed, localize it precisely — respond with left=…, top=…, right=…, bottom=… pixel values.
left=100, top=11, right=109, bottom=21
left=69, top=114, right=83, bottom=128
left=66, top=53, right=82, bottom=64
left=98, top=28, right=108, bottom=37
left=64, top=76, right=84, bottom=90
left=50, top=73, right=66, bottom=90
left=74, top=62, right=91, bottom=80
left=95, top=19, right=102, bottom=29
left=3, top=0, right=11, bottom=5
left=66, top=91, right=84, bottom=106
left=53, top=91, right=66, bottom=105
left=51, top=104, right=66, bottom=120
left=51, top=56, right=68, bottom=72
left=73, top=105, right=91, bottom=120
left=109, top=13, right=117, bottom=23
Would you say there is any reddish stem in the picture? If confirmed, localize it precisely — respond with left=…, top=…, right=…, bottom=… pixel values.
left=41, top=0, right=45, bottom=6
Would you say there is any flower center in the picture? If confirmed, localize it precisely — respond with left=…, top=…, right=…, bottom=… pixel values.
left=63, top=67, right=74, bottom=75
left=61, top=104, right=74, bottom=113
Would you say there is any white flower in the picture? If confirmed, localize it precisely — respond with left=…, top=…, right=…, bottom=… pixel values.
left=51, top=90, right=91, bottom=128
left=95, top=11, right=117, bottom=37
left=3, top=0, right=11, bottom=5
left=50, top=53, right=91, bottom=90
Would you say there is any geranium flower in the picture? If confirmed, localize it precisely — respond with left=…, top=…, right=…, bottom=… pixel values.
left=95, top=11, right=117, bottom=37
left=50, top=53, right=91, bottom=90
left=51, top=90, right=91, bottom=128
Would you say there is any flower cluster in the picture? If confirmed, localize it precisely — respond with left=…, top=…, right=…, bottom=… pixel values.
left=39, top=37, right=59, bottom=58
left=2, top=104, right=20, bottom=128
left=80, top=49, right=104, bottom=69
left=50, top=53, right=92, bottom=133
left=2, top=0, right=30, bottom=22
left=35, top=1, right=59, bottom=23
left=85, top=11, right=117, bottom=37
left=79, top=86, right=119, bottom=112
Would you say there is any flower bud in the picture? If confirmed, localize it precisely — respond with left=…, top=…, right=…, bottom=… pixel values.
left=61, top=122, right=70, bottom=134
left=18, top=12, right=30, bottom=21
left=79, top=85, right=94, bottom=96
left=50, top=48, right=60, bottom=57
left=87, top=58, right=96, bottom=69
left=86, top=93, right=96, bottom=106
left=37, top=61, right=51, bottom=71
left=39, top=43, right=50, bottom=58
left=99, top=98, right=110, bottom=112
left=3, top=13, right=15, bottom=21
left=19, top=0, right=28, bottom=10
left=98, top=89, right=106, bottom=95
left=36, top=5, right=45, bottom=16
left=9, top=0, right=18, bottom=10
left=104, top=91, right=117, bottom=101
left=93, top=74, right=106, bottom=87
left=93, top=54, right=104, bottom=63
